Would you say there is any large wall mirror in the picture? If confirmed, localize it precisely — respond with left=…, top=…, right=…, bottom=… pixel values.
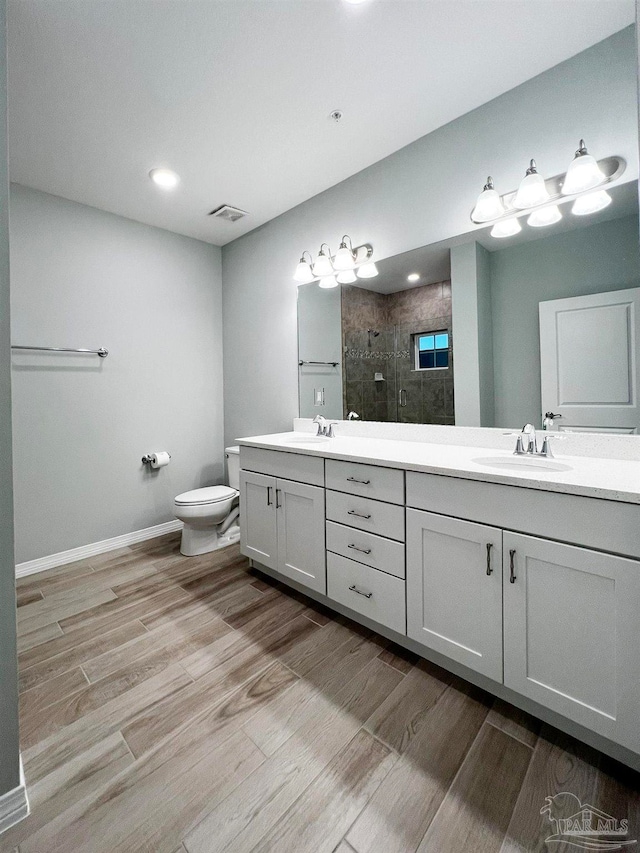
left=298, top=179, right=639, bottom=433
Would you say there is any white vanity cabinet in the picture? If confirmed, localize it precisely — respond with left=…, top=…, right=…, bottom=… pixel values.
left=239, top=449, right=326, bottom=594
left=406, top=509, right=503, bottom=681
left=503, top=532, right=640, bottom=753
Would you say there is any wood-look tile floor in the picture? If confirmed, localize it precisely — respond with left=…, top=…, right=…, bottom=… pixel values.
left=3, top=532, right=640, bottom=853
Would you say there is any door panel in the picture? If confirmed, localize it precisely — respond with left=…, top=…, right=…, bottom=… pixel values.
left=276, top=479, right=326, bottom=594
left=539, top=287, right=640, bottom=432
left=406, top=509, right=503, bottom=682
left=503, top=532, right=640, bottom=752
left=240, top=471, right=277, bottom=569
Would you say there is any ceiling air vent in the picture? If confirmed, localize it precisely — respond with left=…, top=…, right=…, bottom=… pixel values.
left=208, top=204, right=248, bottom=222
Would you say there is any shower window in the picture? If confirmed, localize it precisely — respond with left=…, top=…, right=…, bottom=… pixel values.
left=415, top=330, right=449, bottom=370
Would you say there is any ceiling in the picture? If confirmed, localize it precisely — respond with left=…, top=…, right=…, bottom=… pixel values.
left=7, top=0, right=635, bottom=247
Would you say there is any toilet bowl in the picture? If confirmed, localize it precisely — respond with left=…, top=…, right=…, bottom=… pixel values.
left=174, top=446, right=241, bottom=556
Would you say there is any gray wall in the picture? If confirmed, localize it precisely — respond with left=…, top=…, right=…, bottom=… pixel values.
left=490, top=213, right=640, bottom=428
left=222, top=28, right=638, bottom=445
left=10, top=186, right=223, bottom=563
left=0, top=0, right=21, bottom=799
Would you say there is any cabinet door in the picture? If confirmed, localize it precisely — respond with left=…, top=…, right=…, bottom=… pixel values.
left=276, top=479, right=326, bottom=594
left=504, top=532, right=640, bottom=752
left=240, top=471, right=277, bottom=569
left=406, top=509, right=503, bottom=682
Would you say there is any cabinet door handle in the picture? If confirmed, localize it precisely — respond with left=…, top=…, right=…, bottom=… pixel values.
left=276, top=489, right=281, bottom=509
left=486, top=542, right=493, bottom=575
left=347, top=477, right=371, bottom=485
left=348, top=544, right=372, bottom=555
left=266, top=486, right=273, bottom=506
left=509, top=549, right=517, bottom=583
left=349, top=584, right=373, bottom=599
left=347, top=510, right=371, bottom=519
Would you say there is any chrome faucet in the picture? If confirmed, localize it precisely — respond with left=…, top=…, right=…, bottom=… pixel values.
left=505, top=423, right=563, bottom=458
left=313, top=415, right=338, bottom=438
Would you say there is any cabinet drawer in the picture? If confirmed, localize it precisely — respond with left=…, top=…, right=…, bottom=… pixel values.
left=325, top=459, right=404, bottom=505
left=327, top=552, right=406, bottom=635
left=326, top=490, right=405, bottom=542
left=326, top=521, right=405, bottom=579
left=240, top=446, right=324, bottom=487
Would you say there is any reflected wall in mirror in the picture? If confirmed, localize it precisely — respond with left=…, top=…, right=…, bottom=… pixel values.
left=298, top=181, right=639, bottom=432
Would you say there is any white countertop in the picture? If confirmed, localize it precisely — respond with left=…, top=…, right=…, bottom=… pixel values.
left=237, top=431, right=640, bottom=505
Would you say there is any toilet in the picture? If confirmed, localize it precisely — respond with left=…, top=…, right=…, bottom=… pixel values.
left=173, top=446, right=241, bottom=557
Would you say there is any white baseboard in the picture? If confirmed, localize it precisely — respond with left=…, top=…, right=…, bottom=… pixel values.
left=0, top=756, right=29, bottom=836
left=15, top=520, right=183, bottom=579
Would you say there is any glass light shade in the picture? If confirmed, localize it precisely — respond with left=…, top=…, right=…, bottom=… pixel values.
left=333, top=244, right=356, bottom=270
left=356, top=262, right=378, bottom=279
left=562, top=153, right=606, bottom=195
left=293, top=259, right=315, bottom=283
left=527, top=205, right=562, bottom=228
left=318, top=275, right=339, bottom=289
left=490, top=217, right=522, bottom=238
left=471, top=186, right=505, bottom=222
left=571, top=190, right=612, bottom=216
left=149, top=168, right=180, bottom=189
left=312, top=250, right=333, bottom=277
left=514, top=171, right=549, bottom=208
left=336, top=269, right=357, bottom=284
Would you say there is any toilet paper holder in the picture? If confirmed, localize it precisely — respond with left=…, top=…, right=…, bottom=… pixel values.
left=142, top=453, right=172, bottom=464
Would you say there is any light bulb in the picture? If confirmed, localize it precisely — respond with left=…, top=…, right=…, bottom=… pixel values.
left=490, top=217, right=522, bottom=238
left=528, top=205, right=562, bottom=228
left=571, top=190, right=612, bottom=216
left=333, top=239, right=356, bottom=270
left=514, top=160, right=550, bottom=208
left=318, top=276, right=339, bottom=289
left=293, top=256, right=315, bottom=283
left=336, top=270, right=357, bottom=284
left=562, top=140, right=606, bottom=195
left=471, top=177, right=505, bottom=222
left=356, top=262, right=378, bottom=279
left=407, top=273, right=420, bottom=282
left=149, top=168, right=180, bottom=189
left=312, top=247, right=333, bottom=277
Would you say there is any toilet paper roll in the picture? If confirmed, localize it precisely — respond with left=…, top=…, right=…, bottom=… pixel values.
left=150, top=451, right=170, bottom=469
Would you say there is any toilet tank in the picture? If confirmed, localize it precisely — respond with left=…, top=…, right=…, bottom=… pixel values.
left=225, top=446, right=240, bottom=491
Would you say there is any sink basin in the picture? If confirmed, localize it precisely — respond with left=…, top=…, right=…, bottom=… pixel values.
left=284, top=435, right=331, bottom=445
left=472, top=455, right=573, bottom=473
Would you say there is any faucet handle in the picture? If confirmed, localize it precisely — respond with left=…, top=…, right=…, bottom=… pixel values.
left=503, top=431, right=526, bottom=455
left=539, top=434, right=565, bottom=458
left=326, top=422, right=339, bottom=438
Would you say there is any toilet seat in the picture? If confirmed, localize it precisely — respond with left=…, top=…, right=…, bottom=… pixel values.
left=174, top=485, right=237, bottom=507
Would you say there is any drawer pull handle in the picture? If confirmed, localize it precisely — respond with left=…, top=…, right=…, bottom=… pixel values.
left=347, top=477, right=371, bottom=485
left=266, top=486, right=273, bottom=507
left=348, top=510, right=372, bottom=519
left=486, top=542, right=493, bottom=575
left=349, top=584, right=373, bottom=599
left=509, top=549, right=517, bottom=583
left=348, top=544, right=372, bottom=555
left=276, top=489, right=282, bottom=509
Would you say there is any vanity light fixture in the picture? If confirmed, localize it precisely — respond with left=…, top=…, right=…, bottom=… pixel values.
left=318, top=276, right=340, bottom=289
left=313, top=244, right=334, bottom=277
left=514, top=160, right=550, bottom=209
left=471, top=177, right=505, bottom=222
left=571, top=189, right=612, bottom=216
left=528, top=205, right=562, bottom=228
left=490, top=217, right=522, bottom=239
left=356, top=262, right=379, bottom=279
left=149, top=168, right=180, bottom=189
left=336, top=269, right=357, bottom=284
left=407, top=273, right=420, bottom=282
left=294, top=251, right=315, bottom=284
left=333, top=235, right=357, bottom=270
left=562, top=140, right=606, bottom=195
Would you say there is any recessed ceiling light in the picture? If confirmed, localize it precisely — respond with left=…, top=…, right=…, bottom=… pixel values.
left=149, top=168, right=180, bottom=189
left=407, top=273, right=420, bottom=282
